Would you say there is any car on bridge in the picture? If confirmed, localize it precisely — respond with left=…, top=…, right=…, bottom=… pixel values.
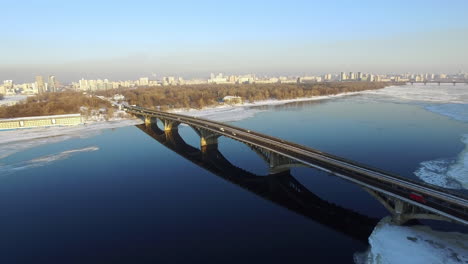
left=409, top=192, right=426, bottom=203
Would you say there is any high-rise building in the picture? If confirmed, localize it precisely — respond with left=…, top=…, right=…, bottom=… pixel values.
left=340, top=72, right=347, bottom=81
left=3, top=80, right=13, bottom=88
left=349, top=72, right=355, bottom=80
left=139, top=77, right=149, bottom=86
left=357, top=72, right=363, bottom=81
left=35, top=76, right=45, bottom=94
left=48, top=75, right=57, bottom=92
left=79, top=79, right=88, bottom=91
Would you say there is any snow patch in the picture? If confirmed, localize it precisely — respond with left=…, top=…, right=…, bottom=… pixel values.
left=414, top=134, right=468, bottom=190
left=361, top=84, right=468, bottom=104
left=173, top=91, right=365, bottom=122
left=176, top=106, right=266, bottom=122
left=0, top=146, right=99, bottom=176
left=355, top=217, right=468, bottom=264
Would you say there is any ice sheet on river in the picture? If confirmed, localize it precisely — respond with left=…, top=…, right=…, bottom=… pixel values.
left=361, top=84, right=468, bottom=104
left=354, top=217, right=468, bottom=264
left=414, top=134, right=468, bottom=190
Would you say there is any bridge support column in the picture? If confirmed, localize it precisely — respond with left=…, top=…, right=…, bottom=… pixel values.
left=190, top=126, right=220, bottom=150
left=161, top=119, right=180, bottom=131
left=250, top=146, right=304, bottom=174
left=145, top=116, right=157, bottom=126
left=364, top=188, right=450, bottom=225
left=199, top=129, right=220, bottom=149
left=393, top=200, right=407, bottom=225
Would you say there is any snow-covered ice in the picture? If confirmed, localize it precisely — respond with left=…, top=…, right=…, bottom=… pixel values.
left=175, top=106, right=266, bottom=122
left=414, top=134, right=468, bottom=190
left=361, top=84, right=468, bottom=104
left=355, top=217, right=468, bottom=264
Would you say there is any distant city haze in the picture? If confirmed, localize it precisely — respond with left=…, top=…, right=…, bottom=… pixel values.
left=2, top=0, right=468, bottom=82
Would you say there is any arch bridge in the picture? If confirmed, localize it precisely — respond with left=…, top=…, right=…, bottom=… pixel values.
left=125, top=105, right=468, bottom=226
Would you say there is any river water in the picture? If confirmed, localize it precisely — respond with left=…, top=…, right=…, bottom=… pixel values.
left=0, top=84, right=467, bottom=263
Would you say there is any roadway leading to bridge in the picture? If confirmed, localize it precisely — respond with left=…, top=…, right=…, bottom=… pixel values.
left=124, top=105, right=468, bottom=226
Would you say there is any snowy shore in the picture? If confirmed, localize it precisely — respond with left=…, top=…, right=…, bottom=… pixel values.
left=355, top=217, right=468, bottom=264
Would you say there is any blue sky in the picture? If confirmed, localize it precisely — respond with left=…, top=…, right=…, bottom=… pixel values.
left=2, top=0, right=468, bottom=82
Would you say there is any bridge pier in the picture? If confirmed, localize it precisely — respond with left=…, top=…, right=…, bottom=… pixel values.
left=364, top=189, right=450, bottom=225
left=161, top=119, right=180, bottom=131
left=199, top=129, right=219, bottom=148
left=190, top=127, right=220, bottom=149
left=250, top=146, right=304, bottom=174
left=393, top=199, right=407, bottom=225
left=144, top=116, right=155, bottom=126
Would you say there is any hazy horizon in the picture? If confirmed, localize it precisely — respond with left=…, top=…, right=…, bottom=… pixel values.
left=2, top=0, right=468, bottom=82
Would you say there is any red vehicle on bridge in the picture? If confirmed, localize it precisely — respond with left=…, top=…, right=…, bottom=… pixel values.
left=409, top=192, right=426, bottom=203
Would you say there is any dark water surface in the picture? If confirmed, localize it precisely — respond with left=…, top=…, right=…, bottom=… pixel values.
left=1, top=95, right=467, bottom=263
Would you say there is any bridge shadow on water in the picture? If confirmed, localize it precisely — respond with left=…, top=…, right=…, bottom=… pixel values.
left=136, top=123, right=379, bottom=243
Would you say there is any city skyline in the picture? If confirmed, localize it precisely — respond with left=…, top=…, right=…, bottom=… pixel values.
left=2, top=0, right=468, bottom=82
left=2, top=70, right=466, bottom=97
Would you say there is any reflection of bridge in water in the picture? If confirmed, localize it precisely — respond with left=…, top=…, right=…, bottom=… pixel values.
left=126, top=105, right=468, bottom=226
left=137, top=123, right=378, bottom=242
